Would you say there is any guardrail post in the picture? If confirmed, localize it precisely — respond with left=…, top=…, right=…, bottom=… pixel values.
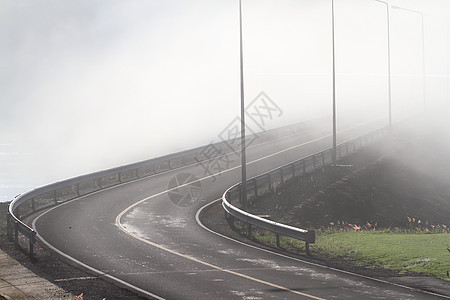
left=29, top=231, right=36, bottom=257
left=53, top=190, right=57, bottom=204
left=168, top=160, right=171, bottom=170
left=254, top=178, right=258, bottom=197
left=305, top=242, right=310, bottom=255
left=6, top=212, right=12, bottom=241
left=135, top=169, right=140, bottom=179
left=276, top=233, right=280, bottom=248
left=225, top=211, right=236, bottom=230
left=322, top=152, right=325, bottom=167
left=312, top=155, right=316, bottom=170
left=76, top=183, right=80, bottom=196
left=14, top=221, right=18, bottom=247
left=97, top=178, right=102, bottom=189
left=31, top=197, right=36, bottom=212
left=118, top=173, right=122, bottom=183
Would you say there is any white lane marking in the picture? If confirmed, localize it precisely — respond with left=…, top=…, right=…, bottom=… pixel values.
left=29, top=122, right=347, bottom=300
left=196, top=199, right=450, bottom=300
left=115, top=210, right=325, bottom=300
left=112, top=118, right=333, bottom=186
left=105, top=117, right=381, bottom=194
left=114, top=122, right=382, bottom=220
left=32, top=120, right=380, bottom=300
left=112, top=122, right=388, bottom=299
left=29, top=122, right=346, bottom=300
left=32, top=195, right=166, bottom=300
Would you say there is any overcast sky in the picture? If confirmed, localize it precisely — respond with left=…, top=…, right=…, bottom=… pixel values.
left=1, top=0, right=449, bottom=191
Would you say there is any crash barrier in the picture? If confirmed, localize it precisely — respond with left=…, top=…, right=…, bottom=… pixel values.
left=222, top=126, right=390, bottom=255
left=7, top=118, right=327, bottom=256
left=6, top=146, right=205, bottom=256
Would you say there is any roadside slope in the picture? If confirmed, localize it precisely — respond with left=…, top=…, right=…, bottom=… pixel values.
left=200, top=126, right=450, bottom=296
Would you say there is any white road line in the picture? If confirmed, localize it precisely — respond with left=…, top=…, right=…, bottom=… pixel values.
left=115, top=211, right=325, bottom=299
left=194, top=201, right=450, bottom=299
left=113, top=122, right=382, bottom=219
left=32, top=120, right=390, bottom=300
left=32, top=195, right=166, bottom=300
left=112, top=122, right=387, bottom=299
left=30, top=123, right=346, bottom=300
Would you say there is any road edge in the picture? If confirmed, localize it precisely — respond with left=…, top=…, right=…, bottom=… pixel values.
left=195, top=198, right=450, bottom=299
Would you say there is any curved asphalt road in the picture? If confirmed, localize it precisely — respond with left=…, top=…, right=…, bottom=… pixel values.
left=33, top=118, right=446, bottom=299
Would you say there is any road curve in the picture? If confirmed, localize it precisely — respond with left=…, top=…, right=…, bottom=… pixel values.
left=33, top=119, right=446, bottom=300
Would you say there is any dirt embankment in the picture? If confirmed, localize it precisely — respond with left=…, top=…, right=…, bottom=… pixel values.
left=247, top=128, right=450, bottom=230
left=201, top=124, right=450, bottom=278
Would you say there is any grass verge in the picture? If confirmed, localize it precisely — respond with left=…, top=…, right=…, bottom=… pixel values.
left=244, top=224, right=450, bottom=281
left=313, top=230, right=450, bottom=280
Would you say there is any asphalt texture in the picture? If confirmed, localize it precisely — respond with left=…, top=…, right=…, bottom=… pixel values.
left=32, top=118, right=448, bottom=299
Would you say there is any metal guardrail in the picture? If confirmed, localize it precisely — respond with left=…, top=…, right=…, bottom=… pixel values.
left=7, top=117, right=327, bottom=256
left=6, top=145, right=209, bottom=256
left=222, top=126, right=390, bottom=255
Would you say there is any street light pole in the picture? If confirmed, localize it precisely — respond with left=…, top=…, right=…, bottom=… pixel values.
left=331, top=0, right=337, bottom=165
left=392, top=6, right=426, bottom=113
left=239, top=0, right=247, bottom=211
left=374, top=0, right=392, bottom=127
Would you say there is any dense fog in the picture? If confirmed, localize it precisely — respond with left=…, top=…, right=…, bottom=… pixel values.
left=1, top=0, right=449, bottom=201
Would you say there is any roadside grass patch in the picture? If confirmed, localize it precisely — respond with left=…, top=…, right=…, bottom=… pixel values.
left=234, top=220, right=450, bottom=281
left=313, top=231, right=450, bottom=280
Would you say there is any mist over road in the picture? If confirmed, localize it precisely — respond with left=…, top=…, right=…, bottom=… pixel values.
left=32, top=119, right=446, bottom=299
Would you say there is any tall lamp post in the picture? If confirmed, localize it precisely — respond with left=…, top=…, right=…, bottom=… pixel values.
left=239, top=0, right=248, bottom=210
left=374, top=0, right=392, bottom=127
left=331, top=0, right=337, bottom=165
left=392, top=6, right=426, bottom=112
